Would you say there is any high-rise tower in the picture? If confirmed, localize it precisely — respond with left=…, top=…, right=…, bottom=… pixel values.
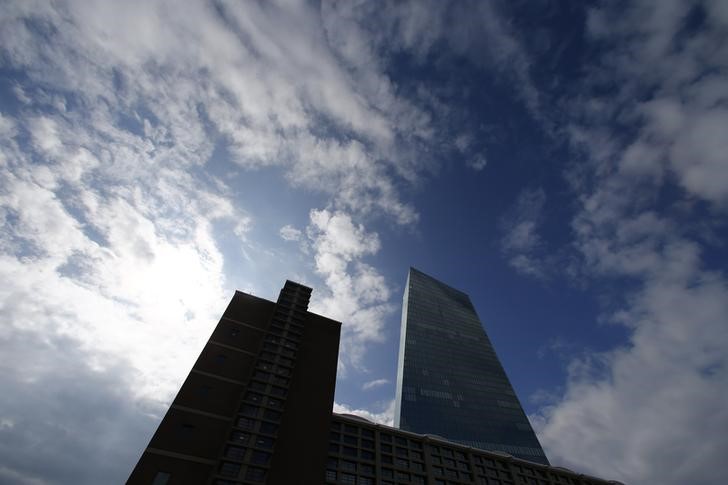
left=394, top=268, right=548, bottom=464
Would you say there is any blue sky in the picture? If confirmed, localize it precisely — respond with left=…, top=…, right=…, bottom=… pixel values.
left=1, top=1, right=727, bottom=484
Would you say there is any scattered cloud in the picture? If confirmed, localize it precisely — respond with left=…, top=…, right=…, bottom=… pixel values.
left=305, top=209, right=394, bottom=374
left=466, top=153, right=488, bottom=171
left=362, top=378, right=390, bottom=391
left=531, top=2, right=728, bottom=484
left=279, top=224, right=302, bottom=242
left=333, top=400, right=396, bottom=427
left=501, top=187, right=548, bottom=278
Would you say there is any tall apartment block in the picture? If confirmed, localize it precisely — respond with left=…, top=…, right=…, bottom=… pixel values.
left=395, top=268, right=548, bottom=464
left=127, top=280, right=341, bottom=485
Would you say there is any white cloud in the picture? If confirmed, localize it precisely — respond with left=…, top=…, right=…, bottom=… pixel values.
left=305, top=209, right=393, bottom=373
left=362, top=378, right=390, bottom=391
left=466, top=153, right=488, bottom=171
left=279, top=224, right=302, bottom=242
left=333, top=400, right=396, bottom=427
left=532, top=2, right=728, bottom=483
left=501, top=187, right=548, bottom=278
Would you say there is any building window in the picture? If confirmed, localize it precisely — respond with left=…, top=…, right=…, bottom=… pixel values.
left=270, top=386, right=287, bottom=397
left=263, top=409, right=282, bottom=422
left=360, top=464, right=374, bottom=475
left=342, top=446, right=357, bottom=457
left=381, top=468, right=394, bottom=479
left=151, top=471, right=171, bottom=485
left=245, top=392, right=263, bottom=403
left=272, top=375, right=288, bottom=386
left=230, top=431, right=250, bottom=443
left=380, top=444, right=392, bottom=453
left=341, top=473, right=357, bottom=485
left=240, top=405, right=259, bottom=418
left=219, top=462, right=240, bottom=478
left=380, top=434, right=392, bottom=443
left=224, top=445, right=246, bottom=460
left=251, top=450, right=271, bottom=464
left=253, top=370, right=271, bottom=381
left=236, top=417, right=255, bottom=430
left=325, top=469, right=337, bottom=482
left=343, top=434, right=358, bottom=445
left=249, top=381, right=267, bottom=392
left=341, top=460, right=357, bottom=472
left=215, top=354, right=227, bottom=364
left=267, top=398, right=283, bottom=409
left=361, top=450, right=374, bottom=460
left=230, top=329, right=240, bottom=337
left=259, top=422, right=278, bottom=435
left=396, top=471, right=410, bottom=481
left=361, top=439, right=374, bottom=449
left=245, top=467, right=267, bottom=482
left=254, top=436, right=274, bottom=449
left=359, top=477, right=373, bottom=485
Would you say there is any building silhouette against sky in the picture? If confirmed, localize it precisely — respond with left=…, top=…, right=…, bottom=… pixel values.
left=395, top=267, right=549, bottom=464
left=128, top=280, right=341, bottom=484
left=128, top=278, right=619, bottom=484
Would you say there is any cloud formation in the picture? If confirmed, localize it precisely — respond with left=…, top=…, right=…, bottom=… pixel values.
left=333, top=400, right=396, bottom=427
left=306, top=210, right=393, bottom=374
left=531, top=2, right=728, bottom=484
left=501, top=187, right=548, bottom=278
left=362, top=378, right=391, bottom=391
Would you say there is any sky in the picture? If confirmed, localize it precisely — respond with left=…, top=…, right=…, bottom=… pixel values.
left=1, top=0, right=727, bottom=484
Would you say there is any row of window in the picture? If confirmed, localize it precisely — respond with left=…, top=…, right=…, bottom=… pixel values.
left=327, top=420, right=592, bottom=485
left=212, top=296, right=308, bottom=484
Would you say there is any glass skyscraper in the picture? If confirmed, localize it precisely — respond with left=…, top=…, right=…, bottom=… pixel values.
left=395, top=267, right=549, bottom=465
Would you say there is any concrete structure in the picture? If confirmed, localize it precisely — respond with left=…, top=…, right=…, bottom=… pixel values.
left=326, top=413, right=620, bottom=485
left=129, top=277, right=618, bottom=485
left=128, top=280, right=341, bottom=485
left=395, top=268, right=548, bottom=464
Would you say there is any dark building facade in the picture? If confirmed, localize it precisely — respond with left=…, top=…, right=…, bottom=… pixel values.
left=395, top=268, right=548, bottom=464
left=129, top=277, right=617, bottom=485
left=128, top=280, right=341, bottom=485
left=326, top=413, right=618, bottom=485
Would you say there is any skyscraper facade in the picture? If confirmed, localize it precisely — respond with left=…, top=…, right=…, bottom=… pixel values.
left=395, top=268, right=548, bottom=465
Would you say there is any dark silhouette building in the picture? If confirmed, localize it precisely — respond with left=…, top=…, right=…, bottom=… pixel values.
left=128, top=280, right=341, bottom=485
left=395, top=268, right=548, bottom=464
left=129, top=278, right=618, bottom=485
left=326, top=413, right=618, bottom=485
